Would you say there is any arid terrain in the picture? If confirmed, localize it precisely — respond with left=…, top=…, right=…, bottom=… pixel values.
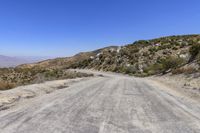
left=1, top=0, right=200, bottom=132
left=0, top=70, right=200, bottom=133
left=0, top=35, right=200, bottom=133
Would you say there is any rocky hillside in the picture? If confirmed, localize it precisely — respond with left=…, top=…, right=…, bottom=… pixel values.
left=1, top=35, right=200, bottom=90
left=18, top=46, right=118, bottom=69
left=20, top=35, right=200, bottom=76
left=84, top=35, right=200, bottom=76
left=0, top=47, right=118, bottom=90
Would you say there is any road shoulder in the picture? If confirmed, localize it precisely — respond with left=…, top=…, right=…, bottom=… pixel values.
left=146, top=75, right=200, bottom=103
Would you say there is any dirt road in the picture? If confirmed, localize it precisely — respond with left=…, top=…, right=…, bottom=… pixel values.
left=0, top=71, right=200, bottom=133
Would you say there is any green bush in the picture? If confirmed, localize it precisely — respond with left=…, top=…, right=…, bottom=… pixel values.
left=149, top=47, right=158, bottom=53
left=189, top=44, right=200, bottom=61
left=144, top=56, right=185, bottom=75
left=143, top=63, right=164, bottom=75
left=123, top=66, right=137, bottom=74
left=160, top=56, right=185, bottom=73
left=197, top=53, right=200, bottom=65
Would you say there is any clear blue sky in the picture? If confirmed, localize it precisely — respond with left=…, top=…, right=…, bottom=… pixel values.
left=0, top=0, right=200, bottom=57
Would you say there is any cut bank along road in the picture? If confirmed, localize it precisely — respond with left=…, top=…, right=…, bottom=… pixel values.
left=0, top=71, right=200, bottom=133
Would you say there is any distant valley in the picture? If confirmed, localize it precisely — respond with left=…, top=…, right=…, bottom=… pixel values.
left=0, top=55, right=50, bottom=68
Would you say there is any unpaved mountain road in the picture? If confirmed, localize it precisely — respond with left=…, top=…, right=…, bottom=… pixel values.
left=0, top=71, right=200, bottom=133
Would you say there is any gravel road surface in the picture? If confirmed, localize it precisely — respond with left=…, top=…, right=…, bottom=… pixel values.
left=0, top=71, right=200, bottom=133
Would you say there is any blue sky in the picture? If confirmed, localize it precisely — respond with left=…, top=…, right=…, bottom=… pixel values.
left=0, top=0, right=200, bottom=57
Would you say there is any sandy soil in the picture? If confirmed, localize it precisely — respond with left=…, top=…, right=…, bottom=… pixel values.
left=149, top=73, right=200, bottom=102
left=0, top=77, right=91, bottom=111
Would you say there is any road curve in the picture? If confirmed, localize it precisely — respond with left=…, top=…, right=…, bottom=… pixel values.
left=0, top=72, right=200, bottom=133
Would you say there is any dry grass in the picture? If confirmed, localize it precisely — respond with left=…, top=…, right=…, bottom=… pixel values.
left=172, top=67, right=198, bottom=75
left=0, top=81, right=16, bottom=90
left=0, top=67, right=93, bottom=91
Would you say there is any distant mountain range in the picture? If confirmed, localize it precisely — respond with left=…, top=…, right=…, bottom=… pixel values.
left=0, top=55, right=49, bottom=68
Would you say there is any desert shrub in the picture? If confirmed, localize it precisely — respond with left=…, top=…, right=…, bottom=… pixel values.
left=172, top=46, right=178, bottom=50
left=0, top=81, right=16, bottom=90
left=142, top=52, right=149, bottom=57
left=172, top=67, right=198, bottom=75
left=144, top=56, right=185, bottom=75
left=123, top=66, right=137, bottom=74
left=71, top=59, right=92, bottom=68
left=143, top=63, right=164, bottom=75
left=0, top=66, right=93, bottom=90
left=160, top=56, right=185, bottom=73
left=115, top=66, right=130, bottom=73
left=197, top=53, right=200, bottom=65
left=149, top=47, right=157, bottom=53
left=126, top=45, right=140, bottom=53
left=133, top=40, right=150, bottom=47
left=189, top=44, right=200, bottom=61
left=44, top=69, right=59, bottom=78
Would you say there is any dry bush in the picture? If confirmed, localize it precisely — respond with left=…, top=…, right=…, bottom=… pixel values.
left=172, top=67, right=198, bottom=75
left=0, top=81, right=16, bottom=90
left=189, top=44, right=200, bottom=61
